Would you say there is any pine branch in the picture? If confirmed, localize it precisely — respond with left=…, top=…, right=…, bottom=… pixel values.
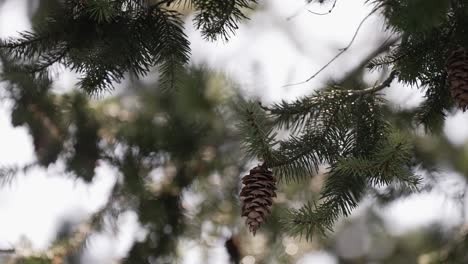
left=336, top=69, right=397, bottom=95
left=0, top=166, right=19, bottom=187
left=0, top=163, right=36, bottom=187
left=262, top=91, right=350, bottom=132
left=0, top=2, right=191, bottom=93
left=283, top=202, right=332, bottom=240
left=367, top=132, right=420, bottom=187
left=368, top=51, right=403, bottom=70
left=0, top=34, right=46, bottom=51
left=268, top=110, right=353, bottom=181
left=270, top=134, right=324, bottom=182
left=27, top=46, right=69, bottom=74
left=255, top=78, right=391, bottom=183
left=262, top=69, right=396, bottom=137
left=284, top=131, right=419, bottom=240
left=151, top=8, right=190, bottom=90
left=192, top=0, right=257, bottom=41
left=415, top=73, right=452, bottom=132
left=235, top=100, right=278, bottom=166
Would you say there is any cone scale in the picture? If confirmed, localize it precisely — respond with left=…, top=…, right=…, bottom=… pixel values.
left=447, top=46, right=468, bottom=111
left=240, top=164, right=276, bottom=235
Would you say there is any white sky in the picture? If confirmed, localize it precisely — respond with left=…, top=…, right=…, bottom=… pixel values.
left=0, top=0, right=468, bottom=263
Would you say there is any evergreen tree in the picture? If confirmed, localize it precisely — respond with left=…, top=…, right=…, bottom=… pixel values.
left=1, top=0, right=468, bottom=263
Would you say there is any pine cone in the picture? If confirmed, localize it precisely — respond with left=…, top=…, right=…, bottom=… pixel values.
left=447, top=46, right=468, bottom=111
left=240, top=165, right=276, bottom=235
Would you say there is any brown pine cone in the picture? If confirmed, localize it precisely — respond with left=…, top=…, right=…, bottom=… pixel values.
left=447, top=46, right=468, bottom=111
left=240, top=165, right=276, bottom=235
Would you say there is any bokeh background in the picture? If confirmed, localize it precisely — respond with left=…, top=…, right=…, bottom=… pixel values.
left=0, top=0, right=468, bottom=263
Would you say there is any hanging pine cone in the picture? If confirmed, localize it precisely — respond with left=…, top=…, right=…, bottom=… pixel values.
left=447, top=46, right=468, bottom=111
left=240, top=164, right=276, bottom=235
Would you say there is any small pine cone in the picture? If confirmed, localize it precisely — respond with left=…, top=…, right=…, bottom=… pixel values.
left=447, top=46, right=468, bottom=111
left=240, top=165, right=276, bottom=235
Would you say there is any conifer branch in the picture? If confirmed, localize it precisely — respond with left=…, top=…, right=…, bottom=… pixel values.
left=0, top=163, right=37, bottom=186
left=259, top=91, right=387, bottom=182
left=192, top=0, right=257, bottom=41
left=269, top=134, right=325, bottom=182
left=263, top=69, right=396, bottom=136
left=244, top=109, right=277, bottom=167
left=28, top=47, right=69, bottom=73
left=236, top=100, right=278, bottom=167
left=0, top=36, right=45, bottom=50
left=334, top=70, right=397, bottom=95
left=284, top=131, right=418, bottom=240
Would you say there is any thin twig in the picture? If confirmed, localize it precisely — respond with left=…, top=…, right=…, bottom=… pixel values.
left=287, top=0, right=338, bottom=21
left=307, top=0, right=337, bottom=16
left=334, top=70, right=397, bottom=95
left=0, top=163, right=37, bottom=187
left=28, top=47, right=69, bottom=73
left=343, top=35, right=399, bottom=76
left=245, top=108, right=277, bottom=168
left=0, top=36, right=45, bottom=49
left=261, top=70, right=397, bottom=114
left=283, top=8, right=378, bottom=88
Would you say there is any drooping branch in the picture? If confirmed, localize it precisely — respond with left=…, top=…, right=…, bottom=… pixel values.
left=285, top=131, right=419, bottom=240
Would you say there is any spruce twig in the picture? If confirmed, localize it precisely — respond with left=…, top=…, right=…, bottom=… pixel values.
left=334, top=70, right=397, bottom=95
left=0, top=36, right=45, bottom=49
left=285, top=132, right=417, bottom=240
left=244, top=108, right=277, bottom=167
left=0, top=163, right=37, bottom=186
left=28, top=47, right=69, bottom=73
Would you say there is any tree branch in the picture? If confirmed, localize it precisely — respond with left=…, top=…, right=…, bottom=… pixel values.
left=0, top=36, right=45, bottom=49
left=28, top=47, right=69, bottom=73
left=336, top=70, right=397, bottom=95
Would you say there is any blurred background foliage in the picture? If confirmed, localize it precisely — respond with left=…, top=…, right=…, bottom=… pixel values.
left=0, top=0, right=468, bottom=264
